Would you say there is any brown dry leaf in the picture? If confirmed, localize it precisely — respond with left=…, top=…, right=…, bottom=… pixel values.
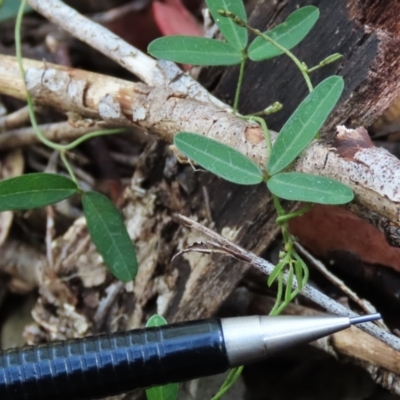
left=0, top=240, right=46, bottom=293
left=76, top=252, right=108, bottom=288
left=28, top=278, right=90, bottom=341
left=289, top=205, right=400, bottom=272
left=0, top=149, right=24, bottom=245
left=31, top=296, right=90, bottom=341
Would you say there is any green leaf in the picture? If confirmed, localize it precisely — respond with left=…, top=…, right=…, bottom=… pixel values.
left=146, top=383, right=179, bottom=400
left=0, top=173, right=78, bottom=211
left=294, top=259, right=304, bottom=290
left=285, top=265, right=294, bottom=303
left=82, top=191, right=138, bottom=282
left=148, top=36, right=243, bottom=66
left=206, top=0, right=248, bottom=50
left=174, top=132, right=264, bottom=185
left=268, top=76, right=344, bottom=175
left=308, top=53, right=343, bottom=73
left=146, top=314, right=167, bottom=328
left=267, top=172, right=354, bottom=204
left=0, top=0, right=32, bottom=21
left=248, top=6, right=319, bottom=61
left=268, top=260, right=286, bottom=287
left=146, top=315, right=179, bottom=400
left=295, top=254, right=309, bottom=287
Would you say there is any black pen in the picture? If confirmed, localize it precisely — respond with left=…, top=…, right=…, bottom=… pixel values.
left=0, top=313, right=380, bottom=400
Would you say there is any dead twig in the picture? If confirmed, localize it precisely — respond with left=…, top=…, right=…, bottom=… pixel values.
left=27, top=0, right=228, bottom=109
left=0, top=121, right=105, bottom=150
left=91, top=0, right=150, bottom=24
left=0, top=105, right=41, bottom=131
left=294, top=242, right=388, bottom=331
left=175, top=214, right=400, bottom=353
left=93, top=281, right=125, bottom=329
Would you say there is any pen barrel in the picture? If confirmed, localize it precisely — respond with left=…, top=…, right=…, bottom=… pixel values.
left=0, top=319, right=228, bottom=400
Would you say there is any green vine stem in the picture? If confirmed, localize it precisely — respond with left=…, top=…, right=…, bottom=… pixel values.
left=218, top=10, right=314, bottom=93
left=211, top=366, right=244, bottom=400
left=242, top=115, right=271, bottom=159
left=15, top=0, right=66, bottom=152
left=275, top=203, right=312, bottom=224
left=273, top=259, right=309, bottom=315
left=251, top=101, right=283, bottom=117
left=60, top=150, right=78, bottom=186
left=307, top=53, right=343, bottom=73
left=271, top=194, right=290, bottom=242
left=15, top=0, right=125, bottom=185
left=213, top=194, right=310, bottom=397
left=269, top=193, right=310, bottom=313
left=212, top=191, right=306, bottom=396
left=270, top=271, right=284, bottom=314
left=233, top=56, right=247, bottom=113
left=63, top=128, right=125, bottom=150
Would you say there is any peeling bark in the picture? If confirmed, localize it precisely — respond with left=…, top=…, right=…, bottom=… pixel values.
left=2, top=56, right=400, bottom=232
left=297, top=127, right=400, bottom=231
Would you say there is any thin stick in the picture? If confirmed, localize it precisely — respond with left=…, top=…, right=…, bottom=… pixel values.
left=28, top=0, right=161, bottom=85
left=295, top=242, right=389, bottom=330
left=176, top=214, right=400, bottom=352
left=0, top=122, right=106, bottom=150
left=26, top=0, right=228, bottom=109
left=0, top=105, right=36, bottom=131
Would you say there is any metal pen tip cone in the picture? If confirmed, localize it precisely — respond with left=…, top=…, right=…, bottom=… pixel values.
left=350, top=313, right=381, bottom=325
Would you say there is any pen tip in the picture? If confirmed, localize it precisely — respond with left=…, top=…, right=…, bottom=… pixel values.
left=349, top=313, right=381, bottom=325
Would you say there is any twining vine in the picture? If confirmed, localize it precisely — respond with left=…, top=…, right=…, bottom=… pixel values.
left=0, top=0, right=139, bottom=283
left=0, top=1, right=355, bottom=399
left=148, top=1, right=353, bottom=398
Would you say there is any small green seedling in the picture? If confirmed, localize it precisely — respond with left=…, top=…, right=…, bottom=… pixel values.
left=149, top=0, right=351, bottom=299
left=148, top=1, right=353, bottom=397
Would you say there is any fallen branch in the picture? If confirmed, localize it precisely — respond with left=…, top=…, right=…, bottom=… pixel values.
left=0, top=105, right=38, bottom=131
left=0, top=121, right=103, bottom=149
left=1, top=55, right=400, bottom=241
left=27, top=0, right=228, bottom=110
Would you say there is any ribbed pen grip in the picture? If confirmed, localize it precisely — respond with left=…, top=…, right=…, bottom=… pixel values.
left=0, top=319, right=228, bottom=400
